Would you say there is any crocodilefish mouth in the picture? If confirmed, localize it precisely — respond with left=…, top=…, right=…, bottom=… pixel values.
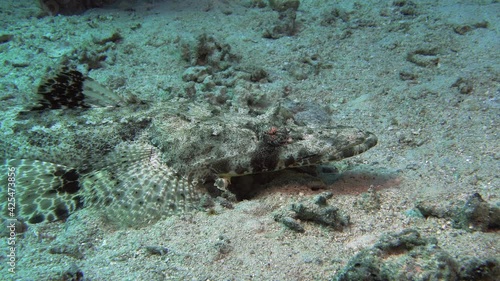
left=2, top=68, right=378, bottom=228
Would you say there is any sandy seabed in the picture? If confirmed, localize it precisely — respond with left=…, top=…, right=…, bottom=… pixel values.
left=0, top=0, right=498, bottom=280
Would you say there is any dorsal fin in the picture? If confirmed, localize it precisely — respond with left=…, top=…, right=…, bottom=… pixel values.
left=30, top=67, right=124, bottom=111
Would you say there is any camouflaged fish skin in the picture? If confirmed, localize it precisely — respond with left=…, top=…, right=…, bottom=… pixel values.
left=149, top=105, right=377, bottom=183
left=1, top=69, right=377, bottom=227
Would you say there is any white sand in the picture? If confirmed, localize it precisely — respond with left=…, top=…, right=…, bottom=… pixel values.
left=0, top=0, right=498, bottom=280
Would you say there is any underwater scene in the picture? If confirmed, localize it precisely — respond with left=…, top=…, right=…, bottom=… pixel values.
left=0, top=0, right=499, bottom=280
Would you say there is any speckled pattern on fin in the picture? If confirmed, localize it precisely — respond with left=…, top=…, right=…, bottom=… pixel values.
left=1, top=144, right=199, bottom=227
left=1, top=159, right=83, bottom=224
left=82, top=143, right=199, bottom=227
left=31, top=67, right=89, bottom=110
left=30, top=67, right=123, bottom=110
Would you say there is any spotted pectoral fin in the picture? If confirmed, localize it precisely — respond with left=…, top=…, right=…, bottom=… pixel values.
left=1, top=159, right=83, bottom=224
left=82, top=143, right=200, bottom=227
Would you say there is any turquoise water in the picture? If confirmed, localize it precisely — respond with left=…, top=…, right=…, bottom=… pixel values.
left=1, top=1, right=499, bottom=280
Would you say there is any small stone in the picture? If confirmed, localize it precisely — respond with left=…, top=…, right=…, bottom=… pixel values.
left=314, top=192, right=333, bottom=206
left=281, top=216, right=304, bottom=232
left=268, top=0, right=300, bottom=12
left=291, top=200, right=349, bottom=230
left=182, top=66, right=209, bottom=83
left=0, top=34, right=13, bottom=44
left=144, top=246, right=169, bottom=256
left=452, top=193, right=491, bottom=232
left=214, top=236, right=233, bottom=255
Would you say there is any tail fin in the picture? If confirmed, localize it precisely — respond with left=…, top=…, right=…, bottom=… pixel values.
left=1, top=159, right=83, bottom=224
